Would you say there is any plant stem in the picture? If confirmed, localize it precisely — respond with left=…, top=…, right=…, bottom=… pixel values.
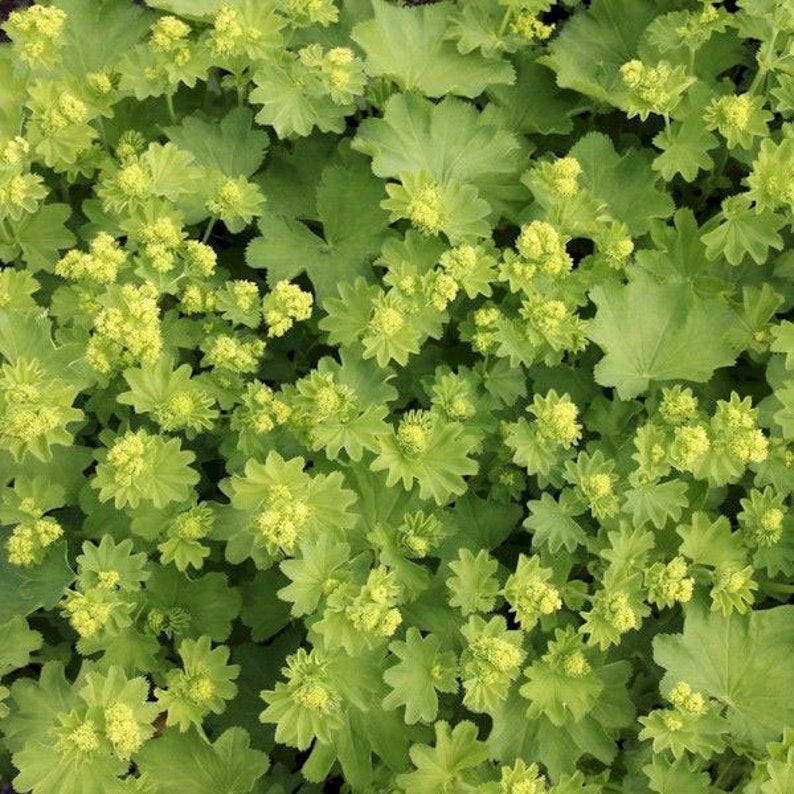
left=759, top=580, right=794, bottom=595
left=748, top=30, right=779, bottom=94
left=165, top=92, right=177, bottom=123
left=497, top=8, right=512, bottom=38
left=202, top=215, right=218, bottom=244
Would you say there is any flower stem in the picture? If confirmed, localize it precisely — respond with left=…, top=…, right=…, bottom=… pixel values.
left=202, top=215, right=218, bottom=244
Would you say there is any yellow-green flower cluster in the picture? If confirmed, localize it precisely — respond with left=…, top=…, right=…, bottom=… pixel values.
left=3, top=4, right=67, bottom=67
left=5, top=516, right=63, bottom=566
left=262, top=280, right=313, bottom=337
left=668, top=681, right=707, bottom=716
left=299, top=44, right=366, bottom=105
left=503, top=555, right=562, bottom=630
left=395, top=410, right=435, bottom=458
left=439, top=242, right=497, bottom=298
left=0, top=358, right=82, bottom=462
left=0, top=170, right=47, bottom=222
left=232, top=381, right=292, bottom=435
left=149, top=15, right=192, bottom=64
left=619, top=59, right=692, bottom=120
left=710, top=564, right=758, bottom=615
left=669, top=423, right=710, bottom=472
left=206, top=175, right=266, bottom=230
left=396, top=510, right=445, bottom=559
left=514, top=221, right=573, bottom=278
left=431, top=371, right=476, bottom=422
left=86, top=283, right=163, bottom=375
left=40, top=91, right=88, bottom=136
left=281, top=0, right=340, bottom=27
left=520, top=294, right=587, bottom=354
left=254, top=484, right=312, bottom=556
left=598, top=590, right=642, bottom=634
left=531, top=156, right=582, bottom=198
left=491, top=759, right=548, bottom=794
left=61, top=589, right=116, bottom=639
left=594, top=222, right=635, bottom=268
left=738, top=487, right=787, bottom=547
left=704, top=93, right=770, bottom=149
left=260, top=646, right=343, bottom=751
left=104, top=703, right=144, bottom=758
left=137, top=216, right=185, bottom=274
left=711, top=392, right=768, bottom=464
left=209, top=4, right=258, bottom=59
left=529, top=389, right=582, bottom=449
left=154, top=387, right=217, bottom=433
left=345, top=565, right=403, bottom=639
left=510, top=10, right=554, bottom=42
left=659, top=385, right=699, bottom=425
left=461, top=615, right=525, bottom=712
left=115, top=130, right=147, bottom=162
left=180, top=282, right=217, bottom=315
left=645, top=557, right=695, bottom=608
left=204, top=334, right=265, bottom=373
left=55, top=233, right=128, bottom=285
left=406, top=178, right=444, bottom=236
left=366, top=290, right=413, bottom=359
left=471, top=306, right=501, bottom=354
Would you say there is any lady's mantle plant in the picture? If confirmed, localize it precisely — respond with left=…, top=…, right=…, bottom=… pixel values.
left=0, top=0, right=793, bottom=792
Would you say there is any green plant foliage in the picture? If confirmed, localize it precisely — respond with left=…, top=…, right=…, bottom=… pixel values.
left=0, top=0, right=793, bottom=791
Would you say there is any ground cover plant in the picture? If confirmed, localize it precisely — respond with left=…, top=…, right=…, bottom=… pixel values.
left=0, top=0, right=792, bottom=791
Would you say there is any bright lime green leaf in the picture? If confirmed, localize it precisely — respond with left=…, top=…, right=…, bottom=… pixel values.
left=440, top=494, right=522, bottom=556
left=250, top=59, right=350, bottom=139
left=382, top=627, right=458, bottom=724
left=4, top=204, right=76, bottom=273
left=141, top=143, right=204, bottom=204
left=588, top=271, right=739, bottom=399
left=0, top=616, right=42, bottom=674
left=319, top=278, right=381, bottom=348
left=446, top=548, right=500, bottom=616
left=145, top=568, right=242, bottom=642
left=396, top=720, right=489, bottom=793
left=255, top=136, right=335, bottom=220
left=240, top=569, right=292, bottom=642
left=622, top=479, right=688, bottom=529
left=677, top=512, right=746, bottom=569
left=352, top=92, right=522, bottom=201
left=486, top=52, right=582, bottom=136
left=570, top=133, right=674, bottom=236
left=653, top=114, right=718, bottom=182
left=352, top=0, right=514, bottom=98
left=137, top=727, right=269, bottom=793
left=13, top=740, right=128, bottom=794
left=247, top=155, right=391, bottom=300
left=773, top=382, right=794, bottom=438
left=644, top=754, right=713, bottom=794
left=139, top=0, right=222, bottom=13
left=541, top=0, right=674, bottom=105
left=165, top=108, right=268, bottom=178
left=4, top=662, right=77, bottom=754
left=56, top=0, right=152, bottom=74
left=0, top=541, right=74, bottom=621
left=371, top=416, right=479, bottom=505
left=525, top=492, right=587, bottom=553
left=654, top=604, right=794, bottom=750
left=771, top=321, right=794, bottom=370
left=635, top=209, right=730, bottom=298
left=702, top=195, right=786, bottom=266
left=0, top=51, right=26, bottom=140
left=278, top=535, right=352, bottom=617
